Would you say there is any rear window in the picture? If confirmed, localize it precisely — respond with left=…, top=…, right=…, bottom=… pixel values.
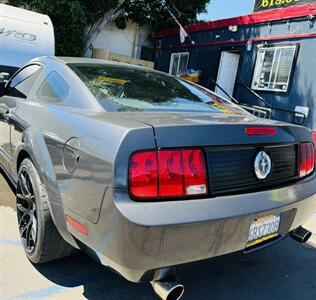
left=68, top=63, right=246, bottom=115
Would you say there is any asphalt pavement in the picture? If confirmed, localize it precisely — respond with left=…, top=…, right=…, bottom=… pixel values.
left=1, top=174, right=316, bottom=300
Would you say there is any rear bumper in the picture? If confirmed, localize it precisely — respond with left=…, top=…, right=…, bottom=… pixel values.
left=64, top=173, right=316, bottom=283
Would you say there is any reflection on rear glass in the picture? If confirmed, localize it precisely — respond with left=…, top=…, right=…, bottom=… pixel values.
left=69, top=63, right=246, bottom=115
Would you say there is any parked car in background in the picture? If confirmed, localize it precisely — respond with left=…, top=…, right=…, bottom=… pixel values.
left=0, top=56, right=315, bottom=300
left=0, top=3, right=54, bottom=90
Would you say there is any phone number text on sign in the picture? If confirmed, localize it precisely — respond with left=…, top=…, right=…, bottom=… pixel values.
left=254, top=0, right=315, bottom=12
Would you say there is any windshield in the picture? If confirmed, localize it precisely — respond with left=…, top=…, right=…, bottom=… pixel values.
left=68, top=63, right=246, bottom=115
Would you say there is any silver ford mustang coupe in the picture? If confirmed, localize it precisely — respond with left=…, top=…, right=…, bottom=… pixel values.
left=0, top=57, right=315, bottom=300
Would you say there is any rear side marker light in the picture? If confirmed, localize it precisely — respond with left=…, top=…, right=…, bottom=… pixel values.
left=129, top=149, right=208, bottom=200
left=66, top=215, right=89, bottom=235
left=245, top=127, right=277, bottom=135
left=299, top=143, right=315, bottom=178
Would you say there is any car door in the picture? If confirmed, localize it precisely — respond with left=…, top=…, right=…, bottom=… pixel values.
left=0, top=64, right=42, bottom=173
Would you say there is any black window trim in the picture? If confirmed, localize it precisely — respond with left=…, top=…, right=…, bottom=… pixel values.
left=6, top=63, right=43, bottom=90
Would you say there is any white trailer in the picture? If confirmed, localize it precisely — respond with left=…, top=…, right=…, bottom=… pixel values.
left=0, top=4, right=54, bottom=75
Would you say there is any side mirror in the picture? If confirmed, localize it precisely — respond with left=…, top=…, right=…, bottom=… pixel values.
left=0, top=72, right=10, bottom=84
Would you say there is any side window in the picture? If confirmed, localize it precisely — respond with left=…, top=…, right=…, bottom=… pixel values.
left=36, top=72, right=69, bottom=103
left=8, top=65, right=42, bottom=99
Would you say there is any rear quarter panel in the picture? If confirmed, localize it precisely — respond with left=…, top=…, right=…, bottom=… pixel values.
left=12, top=102, right=155, bottom=223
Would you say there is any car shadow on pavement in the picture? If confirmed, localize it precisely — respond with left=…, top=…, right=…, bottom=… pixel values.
left=33, top=237, right=316, bottom=300
left=33, top=252, right=156, bottom=300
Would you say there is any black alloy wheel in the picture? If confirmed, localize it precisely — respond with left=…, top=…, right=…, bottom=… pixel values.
left=16, top=167, right=37, bottom=253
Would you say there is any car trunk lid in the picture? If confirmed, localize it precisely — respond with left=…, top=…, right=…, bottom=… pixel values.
left=126, top=112, right=312, bottom=148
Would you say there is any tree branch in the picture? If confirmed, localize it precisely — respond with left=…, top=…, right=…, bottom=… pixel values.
left=84, top=0, right=126, bottom=53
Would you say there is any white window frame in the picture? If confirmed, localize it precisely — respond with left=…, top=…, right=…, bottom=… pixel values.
left=251, top=45, right=297, bottom=93
left=169, top=52, right=189, bottom=76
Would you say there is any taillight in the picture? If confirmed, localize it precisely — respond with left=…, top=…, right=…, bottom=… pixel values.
left=312, top=132, right=316, bottom=146
left=245, top=127, right=276, bottom=135
left=158, top=150, right=184, bottom=197
left=182, top=149, right=207, bottom=195
left=129, top=148, right=208, bottom=200
left=129, top=151, right=158, bottom=198
left=298, top=143, right=315, bottom=178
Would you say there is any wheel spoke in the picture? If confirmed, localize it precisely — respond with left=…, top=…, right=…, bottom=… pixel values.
left=17, top=180, right=30, bottom=200
left=17, top=203, right=28, bottom=214
left=20, top=224, right=27, bottom=238
left=18, top=213, right=27, bottom=227
left=20, top=217, right=30, bottom=238
left=17, top=173, right=35, bottom=212
left=20, top=172, right=31, bottom=198
left=25, top=222, right=33, bottom=249
left=17, top=192, right=35, bottom=201
left=17, top=180, right=24, bottom=197
left=31, top=226, right=37, bottom=243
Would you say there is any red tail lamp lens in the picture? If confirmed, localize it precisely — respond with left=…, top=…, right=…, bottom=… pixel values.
left=129, top=151, right=158, bottom=198
left=129, top=149, right=208, bottom=200
left=183, top=149, right=207, bottom=195
left=245, top=127, right=276, bottom=135
left=158, top=150, right=184, bottom=197
left=313, top=132, right=316, bottom=144
left=313, top=132, right=316, bottom=148
left=299, top=143, right=315, bottom=178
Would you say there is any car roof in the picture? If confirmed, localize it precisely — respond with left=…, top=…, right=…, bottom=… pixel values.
left=31, top=56, right=163, bottom=74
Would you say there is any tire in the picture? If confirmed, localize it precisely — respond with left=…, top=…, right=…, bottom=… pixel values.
left=16, top=158, right=75, bottom=264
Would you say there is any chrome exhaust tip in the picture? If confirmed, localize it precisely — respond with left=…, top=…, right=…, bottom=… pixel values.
left=151, top=280, right=184, bottom=300
left=290, top=226, right=312, bottom=244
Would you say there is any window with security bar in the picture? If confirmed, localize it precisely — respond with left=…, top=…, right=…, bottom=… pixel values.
left=251, top=45, right=297, bottom=92
left=169, top=52, right=189, bottom=76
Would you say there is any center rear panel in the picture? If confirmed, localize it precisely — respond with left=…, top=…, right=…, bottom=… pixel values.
left=206, top=144, right=298, bottom=195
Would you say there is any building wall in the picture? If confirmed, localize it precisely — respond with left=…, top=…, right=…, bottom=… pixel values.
left=84, top=21, right=151, bottom=60
left=236, top=37, right=316, bottom=129
left=154, top=15, right=316, bottom=129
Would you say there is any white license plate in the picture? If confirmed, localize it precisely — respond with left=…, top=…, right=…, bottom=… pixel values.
left=246, top=215, right=281, bottom=248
